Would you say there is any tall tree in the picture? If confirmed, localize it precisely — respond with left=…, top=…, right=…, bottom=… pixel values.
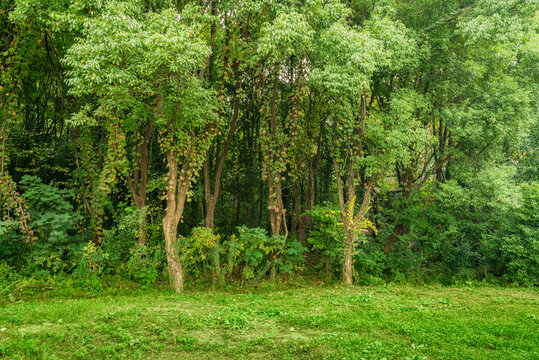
left=64, top=1, right=218, bottom=292
left=257, top=11, right=313, bottom=239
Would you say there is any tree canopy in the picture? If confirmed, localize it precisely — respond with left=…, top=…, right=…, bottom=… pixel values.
left=1, top=0, right=537, bottom=291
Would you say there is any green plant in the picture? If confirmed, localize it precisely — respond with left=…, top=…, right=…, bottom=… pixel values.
left=74, top=242, right=110, bottom=279
left=218, top=227, right=285, bottom=281
left=0, top=173, right=35, bottom=264
left=236, top=226, right=282, bottom=280
left=102, top=205, right=145, bottom=264
left=125, top=243, right=164, bottom=286
left=20, top=176, right=82, bottom=273
left=305, top=205, right=344, bottom=277
left=0, top=261, right=22, bottom=291
left=277, top=237, right=307, bottom=275
left=482, top=181, right=539, bottom=285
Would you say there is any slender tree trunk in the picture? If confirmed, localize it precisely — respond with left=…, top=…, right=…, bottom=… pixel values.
left=203, top=159, right=217, bottom=230
left=162, top=148, right=190, bottom=293
left=268, top=173, right=284, bottom=236
left=383, top=223, right=409, bottom=254
left=267, top=74, right=284, bottom=238
left=342, top=232, right=355, bottom=285
left=203, top=95, right=241, bottom=230
left=163, top=216, right=184, bottom=293
left=291, top=181, right=300, bottom=235
left=128, top=121, right=152, bottom=245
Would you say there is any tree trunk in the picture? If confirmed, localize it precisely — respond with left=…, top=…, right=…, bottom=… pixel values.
left=203, top=89, right=241, bottom=230
left=128, top=121, right=152, bottom=245
left=268, top=173, right=284, bottom=237
left=342, top=233, right=355, bottom=285
left=162, top=148, right=190, bottom=293
left=267, top=74, right=284, bottom=238
left=383, top=223, right=409, bottom=254
left=291, top=181, right=300, bottom=235
left=163, top=217, right=184, bottom=293
left=133, top=196, right=148, bottom=246
left=205, top=192, right=217, bottom=229
left=333, top=157, right=376, bottom=285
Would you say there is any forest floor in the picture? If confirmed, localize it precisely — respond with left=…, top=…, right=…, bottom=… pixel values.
left=0, top=284, right=537, bottom=359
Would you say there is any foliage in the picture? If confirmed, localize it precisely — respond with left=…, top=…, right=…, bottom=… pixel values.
left=0, top=174, right=34, bottom=267
left=180, top=227, right=221, bottom=279
left=0, top=261, right=22, bottom=290
left=73, top=241, right=109, bottom=280
left=230, top=226, right=281, bottom=280
left=306, top=205, right=344, bottom=274
left=102, top=205, right=146, bottom=263
left=19, top=176, right=82, bottom=272
left=125, top=243, right=164, bottom=286
left=0, top=0, right=537, bottom=289
left=482, top=181, right=539, bottom=285
left=396, top=166, right=537, bottom=284
left=276, top=237, right=307, bottom=275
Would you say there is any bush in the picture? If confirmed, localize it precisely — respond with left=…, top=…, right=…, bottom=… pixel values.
left=0, top=261, right=22, bottom=291
left=222, top=226, right=279, bottom=280
left=180, top=227, right=221, bottom=280
left=481, top=181, right=539, bottom=285
left=392, top=167, right=538, bottom=285
left=73, top=242, right=110, bottom=281
left=354, top=240, right=385, bottom=282
left=20, top=176, right=83, bottom=273
left=277, top=237, right=307, bottom=275
left=176, top=226, right=300, bottom=283
left=0, top=220, right=25, bottom=267
left=102, top=205, right=144, bottom=265
left=305, top=205, right=344, bottom=277
left=125, top=243, right=164, bottom=286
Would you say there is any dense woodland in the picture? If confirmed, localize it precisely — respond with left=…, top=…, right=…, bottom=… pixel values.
left=0, top=0, right=537, bottom=293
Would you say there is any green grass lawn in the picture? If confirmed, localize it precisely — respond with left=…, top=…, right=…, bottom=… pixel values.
left=0, top=284, right=537, bottom=359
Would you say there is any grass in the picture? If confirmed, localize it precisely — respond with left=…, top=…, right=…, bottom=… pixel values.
left=0, top=284, right=537, bottom=359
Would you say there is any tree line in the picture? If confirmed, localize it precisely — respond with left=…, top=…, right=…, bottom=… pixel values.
left=1, top=0, right=537, bottom=292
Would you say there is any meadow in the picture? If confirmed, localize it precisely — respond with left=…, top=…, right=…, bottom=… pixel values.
left=0, top=284, right=537, bottom=359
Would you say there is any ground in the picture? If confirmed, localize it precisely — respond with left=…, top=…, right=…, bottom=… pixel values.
left=0, top=284, right=537, bottom=359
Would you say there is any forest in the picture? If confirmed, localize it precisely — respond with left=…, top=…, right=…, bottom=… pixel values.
left=0, top=0, right=537, bottom=295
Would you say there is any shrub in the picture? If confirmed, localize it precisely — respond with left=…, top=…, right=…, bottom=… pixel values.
left=125, top=243, right=164, bottom=286
left=74, top=241, right=110, bottom=280
left=20, top=176, right=83, bottom=273
left=277, top=237, right=307, bottom=275
left=102, top=205, right=144, bottom=265
left=235, top=226, right=283, bottom=280
left=180, top=227, right=221, bottom=281
left=305, top=205, right=344, bottom=277
left=0, top=261, right=22, bottom=291
left=481, top=181, right=539, bottom=285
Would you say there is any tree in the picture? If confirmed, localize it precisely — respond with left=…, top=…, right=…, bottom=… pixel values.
left=65, top=1, right=218, bottom=292
left=382, top=0, right=537, bottom=254
left=309, top=20, right=379, bottom=284
left=202, top=0, right=253, bottom=231
left=257, top=10, right=313, bottom=239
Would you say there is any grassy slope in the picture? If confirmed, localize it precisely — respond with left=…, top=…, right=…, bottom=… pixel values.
left=0, top=285, right=537, bottom=359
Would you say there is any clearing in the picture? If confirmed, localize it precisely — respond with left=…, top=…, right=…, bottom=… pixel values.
left=0, top=285, right=537, bottom=359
